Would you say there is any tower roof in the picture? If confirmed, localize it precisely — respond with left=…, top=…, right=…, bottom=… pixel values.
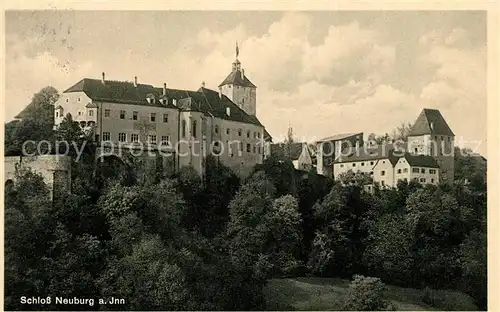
left=408, top=108, right=454, bottom=137
left=219, top=42, right=256, bottom=88
left=218, top=67, right=257, bottom=88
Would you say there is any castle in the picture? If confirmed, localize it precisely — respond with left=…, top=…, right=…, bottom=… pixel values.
left=318, top=108, right=455, bottom=188
left=52, top=47, right=272, bottom=179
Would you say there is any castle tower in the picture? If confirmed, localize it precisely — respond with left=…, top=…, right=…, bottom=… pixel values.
left=407, top=108, right=455, bottom=184
left=218, top=42, right=257, bottom=116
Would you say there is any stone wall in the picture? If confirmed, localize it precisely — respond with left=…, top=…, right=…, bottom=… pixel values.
left=4, top=155, right=72, bottom=197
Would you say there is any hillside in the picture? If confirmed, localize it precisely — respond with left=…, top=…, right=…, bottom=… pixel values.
left=264, top=277, right=478, bottom=311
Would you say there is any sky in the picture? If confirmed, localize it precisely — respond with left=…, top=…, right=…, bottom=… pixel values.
left=5, top=10, right=487, bottom=155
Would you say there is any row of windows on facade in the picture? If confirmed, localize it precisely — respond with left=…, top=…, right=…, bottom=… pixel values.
left=102, top=132, right=170, bottom=144
left=380, top=168, right=437, bottom=176
left=99, top=109, right=262, bottom=139
left=377, top=177, right=435, bottom=187
left=214, top=125, right=261, bottom=139
left=100, top=132, right=262, bottom=154
left=213, top=141, right=262, bottom=155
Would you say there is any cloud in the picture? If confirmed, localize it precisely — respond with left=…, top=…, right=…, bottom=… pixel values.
left=5, top=46, right=93, bottom=120
left=5, top=12, right=487, bottom=156
left=417, top=28, right=486, bottom=149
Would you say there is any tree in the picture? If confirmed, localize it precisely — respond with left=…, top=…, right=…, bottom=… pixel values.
left=18, top=86, right=59, bottom=124
left=264, top=195, right=303, bottom=276
left=226, top=172, right=276, bottom=272
left=362, top=214, right=416, bottom=285
left=392, top=122, right=413, bottom=142
left=343, top=275, right=396, bottom=311
left=5, top=86, right=59, bottom=155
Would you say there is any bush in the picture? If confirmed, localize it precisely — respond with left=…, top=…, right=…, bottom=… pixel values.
left=421, top=287, right=478, bottom=311
left=343, top=275, right=396, bottom=311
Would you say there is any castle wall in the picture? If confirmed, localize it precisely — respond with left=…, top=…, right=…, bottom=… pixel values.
left=4, top=155, right=72, bottom=197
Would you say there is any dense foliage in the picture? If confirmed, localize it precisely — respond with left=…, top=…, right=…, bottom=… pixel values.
left=4, top=88, right=487, bottom=310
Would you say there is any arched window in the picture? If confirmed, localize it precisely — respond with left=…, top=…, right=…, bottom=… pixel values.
left=181, top=120, right=186, bottom=138
left=192, top=120, right=197, bottom=138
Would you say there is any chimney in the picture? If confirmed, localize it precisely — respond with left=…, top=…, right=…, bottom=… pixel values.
left=201, top=81, right=206, bottom=88
left=163, top=83, right=167, bottom=96
left=218, top=88, right=222, bottom=99
left=241, top=69, right=245, bottom=80
left=101, top=72, right=105, bottom=84
left=134, top=76, right=138, bottom=87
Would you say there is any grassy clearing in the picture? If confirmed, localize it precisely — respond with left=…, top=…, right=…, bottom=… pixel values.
left=264, top=277, right=478, bottom=311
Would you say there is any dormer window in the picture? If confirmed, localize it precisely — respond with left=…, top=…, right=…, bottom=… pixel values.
left=226, top=107, right=231, bottom=116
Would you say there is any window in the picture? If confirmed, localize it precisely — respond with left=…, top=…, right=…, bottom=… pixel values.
left=403, top=168, right=408, bottom=173
left=192, top=120, right=197, bottom=138
left=253, top=146, right=256, bottom=153
left=239, top=142, right=243, bottom=151
left=340, top=164, right=344, bottom=168
left=89, top=110, right=94, bottom=116
left=397, top=169, right=402, bottom=174
left=226, top=128, right=230, bottom=135
left=257, top=132, right=261, bottom=138
left=133, top=111, right=138, bottom=120
left=78, top=97, right=81, bottom=102
left=120, top=110, right=125, bottom=119
left=429, top=169, right=436, bottom=174
left=163, top=114, right=168, bottom=123
left=381, top=170, right=386, bottom=176
left=150, top=113, right=156, bottom=122
left=131, top=134, right=139, bottom=142
left=352, top=163, right=356, bottom=167
left=55, top=112, right=59, bottom=117
left=421, top=168, right=426, bottom=174
left=420, top=178, right=426, bottom=183
left=161, top=135, right=170, bottom=145
left=118, top=133, right=126, bottom=142
left=370, top=171, right=373, bottom=175
left=105, top=109, right=110, bottom=117
left=215, top=125, right=219, bottom=134
left=370, top=161, right=374, bottom=165
left=247, top=130, right=250, bottom=138
left=78, top=111, right=83, bottom=116
left=414, top=148, right=418, bottom=153
left=381, top=181, right=385, bottom=186
left=66, top=99, right=69, bottom=102
left=148, top=135, right=157, bottom=144
left=361, top=162, right=365, bottom=166
left=412, top=168, right=419, bottom=173
left=182, top=120, right=186, bottom=138
left=431, top=178, right=434, bottom=183
left=103, top=132, right=111, bottom=141
left=258, top=146, right=261, bottom=154
left=238, top=129, right=242, bottom=136
left=247, top=143, right=251, bottom=152
left=441, top=136, right=443, bottom=140
left=382, top=160, right=386, bottom=164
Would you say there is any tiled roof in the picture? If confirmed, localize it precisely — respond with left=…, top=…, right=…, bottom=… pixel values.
left=404, top=153, right=439, bottom=168
left=336, top=143, right=404, bottom=166
left=218, top=66, right=257, bottom=88
left=63, top=78, right=263, bottom=127
left=408, top=108, right=454, bottom=137
left=316, top=132, right=362, bottom=143
left=271, top=142, right=307, bottom=161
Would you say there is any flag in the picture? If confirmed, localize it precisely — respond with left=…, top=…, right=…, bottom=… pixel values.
left=236, top=41, right=239, bottom=58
